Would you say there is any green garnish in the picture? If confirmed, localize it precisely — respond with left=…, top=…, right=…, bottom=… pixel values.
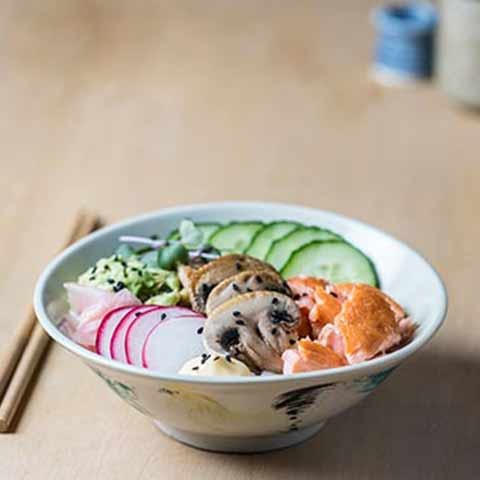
left=158, top=243, right=189, bottom=270
left=77, top=253, right=181, bottom=302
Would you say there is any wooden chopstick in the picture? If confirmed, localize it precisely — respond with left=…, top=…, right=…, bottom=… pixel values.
left=0, top=211, right=101, bottom=433
left=0, top=306, right=38, bottom=404
left=0, top=211, right=98, bottom=399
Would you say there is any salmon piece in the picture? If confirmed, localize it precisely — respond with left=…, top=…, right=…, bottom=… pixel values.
left=288, top=276, right=325, bottom=312
left=288, top=276, right=338, bottom=337
left=398, top=316, right=415, bottom=339
left=335, top=283, right=406, bottom=321
left=296, top=314, right=312, bottom=339
left=333, top=284, right=403, bottom=363
left=282, top=339, right=345, bottom=374
left=310, top=286, right=341, bottom=336
left=317, top=323, right=345, bottom=358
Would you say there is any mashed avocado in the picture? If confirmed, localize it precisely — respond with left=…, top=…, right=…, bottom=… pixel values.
left=78, top=253, right=182, bottom=303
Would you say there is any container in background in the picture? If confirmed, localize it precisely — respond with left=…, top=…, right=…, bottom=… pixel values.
left=371, top=3, right=437, bottom=86
left=437, top=0, right=480, bottom=108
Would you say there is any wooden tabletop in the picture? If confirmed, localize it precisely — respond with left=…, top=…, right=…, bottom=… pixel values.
left=0, top=1, right=478, bottom=478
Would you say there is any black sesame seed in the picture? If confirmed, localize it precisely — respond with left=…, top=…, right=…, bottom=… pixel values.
left=330, top=291, right=339, bottom=298
left=138, top=270, right=143, bottom=276
left=246, top=288, right=253, bottom=293
left=91, top=266, right=97, bottom=274
left=272, top=297, right=279, bottom=305
left=135, top=311, right=142, bottom=317
left=255, top=275, right=263, bottom=283
left=232, top=283, right=241, bottom=292
left=161, top=313, right=167, bottom=320
left=213, top=356, right=220, bottom=361
left=232, top=311, right=241, bottom=317
left=201, top=354, right=211, bottom=364
left=293, top=294, right=301, bottom=301
left=89, top=276, right=96, bottom=281
left=150, top=234, right=159, bottom=240
left=235, top=320, right=245, bottom=326
left=235, top=262, right=242, bottom=271
left=104, top=265, right=110, bottom=271
left=192, top=366, right=199, bottom=371
left=225, top=355, right=232, bottom=363
left=113, top=281, right=126, bottom=292
left=121, top=260, right=127, bottom=267
left=196, top=327, right=204, bottom=335
left=107, top=278, right=115, bottom=284
left=302, top=292, right=308, bottom=297
left=289, top=339, right=296, bottom=345
left=271, top=328, right=277, bottom=335
left=113, top=255, right=120, bottom=262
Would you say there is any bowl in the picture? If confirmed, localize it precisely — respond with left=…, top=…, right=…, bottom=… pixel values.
left=33, top=202, right=447, bottom=453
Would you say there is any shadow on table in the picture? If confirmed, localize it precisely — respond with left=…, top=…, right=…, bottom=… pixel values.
left=222, top=350, right=479, bottom=479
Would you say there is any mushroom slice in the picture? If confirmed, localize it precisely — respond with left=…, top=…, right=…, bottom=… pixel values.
left=205, top=269, right=291, bottom=316
left=178, top=265, right=196, bottom=291
left=204, top=291, right=300, bottom=373
left=189, top=254, right=280, bottom=313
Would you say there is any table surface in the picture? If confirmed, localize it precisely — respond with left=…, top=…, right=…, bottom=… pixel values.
left=1, top=1, right=478, bottom=478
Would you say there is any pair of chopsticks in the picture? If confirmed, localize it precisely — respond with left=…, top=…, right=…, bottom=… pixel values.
left=0, top=211, right=102, bottom=432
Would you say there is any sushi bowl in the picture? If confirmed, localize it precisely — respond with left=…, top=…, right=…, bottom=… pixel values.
left=33, top=202, right=447, bottom=453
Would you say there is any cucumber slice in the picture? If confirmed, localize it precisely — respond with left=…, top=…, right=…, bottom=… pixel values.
left=197, top=223, right=222, bottom=242
left=265, top=226, right=342, bottom=271
left=209, top=222, right=264, bottom=253
left=167, top=222, right=221, bottom=243
left=281, top=240, right=379, bottom=286
left=245, top=221, right=300, bottom=259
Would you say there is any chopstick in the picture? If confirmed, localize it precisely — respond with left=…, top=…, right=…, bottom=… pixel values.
left=0, top=211, right=102, bottom=433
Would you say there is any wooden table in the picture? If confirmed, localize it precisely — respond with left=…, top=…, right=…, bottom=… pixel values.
left=0, top=1, right=478, bottom=478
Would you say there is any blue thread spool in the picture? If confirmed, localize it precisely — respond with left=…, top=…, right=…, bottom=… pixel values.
left=372, top=3, right=437, bottom=85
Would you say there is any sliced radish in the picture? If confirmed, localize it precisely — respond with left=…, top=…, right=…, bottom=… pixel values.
left=95, top=305, right=138, bottom=357
left=125, top=307, right=203, bottom=367
left=142, top=315, right=205, bottom=373
left=110, top=305, right=158, bottom=362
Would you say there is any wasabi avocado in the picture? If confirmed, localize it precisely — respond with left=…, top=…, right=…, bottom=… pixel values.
left=77, top=253, right=180, bottom=302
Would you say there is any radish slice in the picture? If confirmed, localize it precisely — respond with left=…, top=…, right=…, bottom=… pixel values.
left=125, top=307, right=203, bottom=366
left=95, top=305, right=138, bottom=358
left=142, top=315, right=205, bottom=373
left=110, top=305, right=158, bottom=362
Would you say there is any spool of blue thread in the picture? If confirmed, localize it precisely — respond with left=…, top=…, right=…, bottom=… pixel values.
left=372, top=3, right=437, bottom=85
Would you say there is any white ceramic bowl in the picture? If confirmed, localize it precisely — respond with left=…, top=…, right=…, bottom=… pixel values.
left=34, top=202, right=447, bottom=453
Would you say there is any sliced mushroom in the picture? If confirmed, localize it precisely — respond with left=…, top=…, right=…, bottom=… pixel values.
left=178, top=265, right=195, bottom=290
left=205, top=269, right=291, bottom=316
left=203, top=291, right=300, bottom=373
left=189, top=254, right=280, bottom=313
